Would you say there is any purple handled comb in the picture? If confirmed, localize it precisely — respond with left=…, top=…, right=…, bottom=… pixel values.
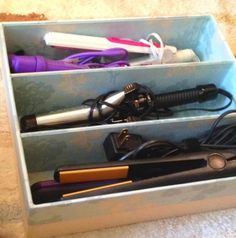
left=9, top=48, right=129, bottom=73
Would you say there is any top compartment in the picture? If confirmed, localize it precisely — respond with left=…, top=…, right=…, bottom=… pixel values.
left=3, top=15, right=235, bottom=71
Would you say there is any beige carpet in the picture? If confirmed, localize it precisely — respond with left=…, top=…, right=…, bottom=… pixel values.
left=0, top=1, right=236, bottom=237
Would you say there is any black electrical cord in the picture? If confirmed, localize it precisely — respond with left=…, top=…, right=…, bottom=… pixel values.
left=119, top=110, right=236, bottom=161
left=83, top=83, right=233, bottom=125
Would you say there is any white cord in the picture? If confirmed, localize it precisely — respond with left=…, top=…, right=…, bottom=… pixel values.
left=139, top=33, right=165, bottom=62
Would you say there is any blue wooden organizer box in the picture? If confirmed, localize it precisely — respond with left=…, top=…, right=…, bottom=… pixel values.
left=1, top=15, right=236, bottom=238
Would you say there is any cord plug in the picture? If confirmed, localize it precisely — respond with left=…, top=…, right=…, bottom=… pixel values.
left=103, top=129, right=144, bottom=161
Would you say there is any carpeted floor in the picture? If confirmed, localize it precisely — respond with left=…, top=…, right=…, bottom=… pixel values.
left=1, top=1, right=236, bottom=237
left=59, top=208, right=236, bottom=238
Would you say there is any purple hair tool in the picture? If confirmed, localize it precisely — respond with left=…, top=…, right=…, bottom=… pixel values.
left=9, top=48, right=129, bottom=73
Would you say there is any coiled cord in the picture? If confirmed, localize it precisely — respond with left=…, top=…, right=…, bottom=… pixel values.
left=119, top=110, right=236, bottom=161
left=82, top=83, right=233, bottom=125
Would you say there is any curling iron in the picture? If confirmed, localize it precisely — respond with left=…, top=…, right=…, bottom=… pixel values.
left=9, top=48, right=200, bottom=73
left=9, top=48, right=129, bottom=73
left=20, top=83, right=233, bottom=132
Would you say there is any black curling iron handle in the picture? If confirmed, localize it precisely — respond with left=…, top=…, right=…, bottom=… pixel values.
left=155, top=84, right=218, bottom=108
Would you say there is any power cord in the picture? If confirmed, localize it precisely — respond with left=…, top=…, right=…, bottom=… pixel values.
left=117, top=110, right=236, bottom=161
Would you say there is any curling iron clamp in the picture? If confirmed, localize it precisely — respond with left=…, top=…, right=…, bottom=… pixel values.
left=54, top=150, right=236, bottom=200
left=20, top=83, right=232, bottom=132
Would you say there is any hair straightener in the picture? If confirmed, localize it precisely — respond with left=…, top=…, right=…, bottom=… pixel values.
left=58, top=150, right=236, bottom=200
left=31, top=150, right=236, bottom=204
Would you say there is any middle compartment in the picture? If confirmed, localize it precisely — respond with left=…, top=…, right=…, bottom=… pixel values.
left=15, top=62, right=236, bottom=172
left=12, top=62, right=235, bottom=129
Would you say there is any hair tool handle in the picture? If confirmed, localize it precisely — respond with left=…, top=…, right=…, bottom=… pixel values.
left=31, top=179, right=127, bottom=204
left=61, top=152, right=236, bottom=200
left=9, top=55, right=93, bottom=73
left=155, top=84, right=218, bottom=108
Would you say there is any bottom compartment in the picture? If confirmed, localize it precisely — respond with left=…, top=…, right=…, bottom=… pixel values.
left=21, top=112, right=236, bottom=201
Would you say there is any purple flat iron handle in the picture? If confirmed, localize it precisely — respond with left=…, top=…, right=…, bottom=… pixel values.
left=9, top=48, right=129, bottom=73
